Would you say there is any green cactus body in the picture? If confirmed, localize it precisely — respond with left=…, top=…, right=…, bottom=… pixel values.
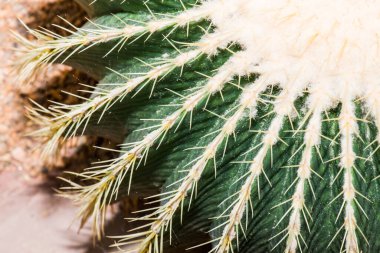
left=15, top=0, right=380, bottom=252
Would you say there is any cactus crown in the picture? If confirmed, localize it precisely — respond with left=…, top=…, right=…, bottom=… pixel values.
left=15, top=0, right=380, bottom=252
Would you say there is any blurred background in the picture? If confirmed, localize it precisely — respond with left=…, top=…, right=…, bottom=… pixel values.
left=0, top=1, right=131, bottom=252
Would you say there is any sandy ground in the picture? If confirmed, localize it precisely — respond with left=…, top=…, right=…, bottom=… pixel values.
left=0, top=1, right=124, bottom=252
left=0, top=170, right=95, bottom=253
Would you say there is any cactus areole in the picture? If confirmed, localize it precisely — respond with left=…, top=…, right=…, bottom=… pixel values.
left=15, top=0, right=380, bottom=252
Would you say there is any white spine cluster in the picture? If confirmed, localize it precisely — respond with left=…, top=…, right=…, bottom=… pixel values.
left=65, top=50, right=255, bottom=239
left=28, top=31, right=235, bottom=157
left=339, top=96, right=360, bottom=253
left=14, top=3, right=215, bottom=83
left=284, top=111, right=322, bottom=253
left=212, top=79, right=306, bottom=253
left=113, top=51, right=259, bottom=253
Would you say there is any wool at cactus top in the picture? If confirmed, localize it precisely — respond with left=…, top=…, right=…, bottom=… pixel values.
left=209, top=0, right=380, bottom=101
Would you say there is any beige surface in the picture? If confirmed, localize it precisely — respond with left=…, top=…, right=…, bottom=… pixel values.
left=0, top=170, right=95, bottom=253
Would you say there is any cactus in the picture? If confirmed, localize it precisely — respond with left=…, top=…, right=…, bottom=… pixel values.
left=15, top=0, right=380, bottom=252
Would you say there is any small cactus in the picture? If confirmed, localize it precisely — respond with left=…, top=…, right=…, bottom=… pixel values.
left=15, top=0, right=380, bottom=252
